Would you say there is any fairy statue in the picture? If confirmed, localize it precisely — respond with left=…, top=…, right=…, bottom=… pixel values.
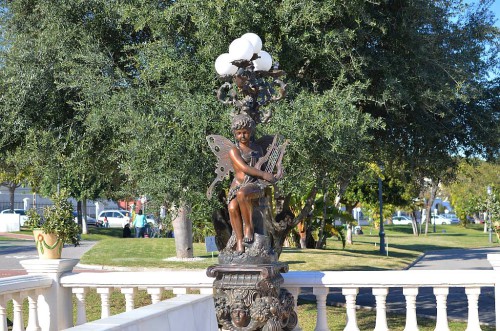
left=207, top=113, right=288, bottom=261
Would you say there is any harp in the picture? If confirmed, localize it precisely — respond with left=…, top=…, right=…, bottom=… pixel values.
left=255, top=134, right=289, bottom=185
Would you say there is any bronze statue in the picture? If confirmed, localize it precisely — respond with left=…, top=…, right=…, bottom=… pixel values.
left=207, top=34, right=297, bottom=331
left=207, top=114, right=289, bottom=255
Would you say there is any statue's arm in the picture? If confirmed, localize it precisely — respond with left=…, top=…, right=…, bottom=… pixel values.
left=229, top=147, right=274, bottom=182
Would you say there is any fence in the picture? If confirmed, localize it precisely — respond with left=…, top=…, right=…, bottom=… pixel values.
left=1, top=256, right=500, bottom=330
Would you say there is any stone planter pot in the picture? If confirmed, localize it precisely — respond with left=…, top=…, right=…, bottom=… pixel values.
left=33, top=229, right=63, bottom=259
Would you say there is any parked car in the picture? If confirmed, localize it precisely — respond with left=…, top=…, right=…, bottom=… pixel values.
left=0, top=209, right=28, bottom=226
left=97, top=210, right=130, bottom=228
left=72, top=212, right=97, bottom=227
left=431, top=214, right=458, bottom=225
left=442, top=213, right=460, bottom=224
left=392, top=215, right=413, bottom=225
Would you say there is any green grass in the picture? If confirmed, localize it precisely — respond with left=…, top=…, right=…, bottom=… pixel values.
left=79, top=223, right=497, bottom=271
left=296, top=304, right=495, bottom=331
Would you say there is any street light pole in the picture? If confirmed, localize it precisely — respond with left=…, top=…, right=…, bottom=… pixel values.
left=378, top=168, right=386, bottom=255
left=488, top=186, right=492, bottom=243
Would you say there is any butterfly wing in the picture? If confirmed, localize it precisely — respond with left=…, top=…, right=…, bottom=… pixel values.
left=206, top=135, right=235, bottom=199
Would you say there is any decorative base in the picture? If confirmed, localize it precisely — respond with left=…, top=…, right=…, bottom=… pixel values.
left=207, top=263, right=297, bottom=331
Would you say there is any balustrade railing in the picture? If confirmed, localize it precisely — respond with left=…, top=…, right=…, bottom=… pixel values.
left=1, top=255, right=500, bottom=331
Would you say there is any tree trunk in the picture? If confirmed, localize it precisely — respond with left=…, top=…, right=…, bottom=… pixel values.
left=172, top=204, right=193, bottom=258
left=346, top=224, right=353, bottom=245
left=8, top=184, right=16, bottom=211
left=424, top=180, right=439, bottom=235
left=82, top=199, right=88, bottom=235
left=411, top=210, right=419, bottom=236
left=315, top=191, right=328, bottom=249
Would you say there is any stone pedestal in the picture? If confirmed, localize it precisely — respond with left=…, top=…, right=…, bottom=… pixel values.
left=207, top=263, right=297, bottom=331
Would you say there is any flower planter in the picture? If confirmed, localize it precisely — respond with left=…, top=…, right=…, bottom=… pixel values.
left=33, top=229, right=63, bottom=259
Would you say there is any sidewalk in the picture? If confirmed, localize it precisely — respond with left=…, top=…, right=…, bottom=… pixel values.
left=0, top=232, right=33, bottom=240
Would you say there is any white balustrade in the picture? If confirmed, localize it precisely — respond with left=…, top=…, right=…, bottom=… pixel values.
left=96, top=287, right=111, bottom=319
left=403, top=287, right=419, bottom=331
left=373, top=287, right=389, bottom=331
left=1, top=257, right=500, bottom=330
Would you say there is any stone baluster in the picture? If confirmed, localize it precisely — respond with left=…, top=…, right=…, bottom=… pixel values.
left=465, top=287, right=481, bottom=331
left=173, top=287, right=188, bottom=296
left=25, top=290, right=41, bottom=331
left=342, top=287, right=360, bottom=331
left=97, top=288, right=111, bottom=318
left=403, top=287, right=419, bottom=331
left=72, top=288, right=87, bottom=325
left=434, top=287, right=450, bottom=331
left=313, top=287, right=329, bottom=331
left=11, top=293, right=25, bottom=331
left=0, top=295, right=10, bottom=331
left=283, top=287, right=302, bottom=331
left=373, top=287, right=389, bottom=331
left=121, top=288, right=136, bottom=312
left=147, top=288, right=163, bottom=304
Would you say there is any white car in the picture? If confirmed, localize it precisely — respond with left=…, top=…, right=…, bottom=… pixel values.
left=431, top=214, right=458, bottom=225
left=97, top=210, right=130, bottom=228
left=0, top=209, right=28, bottom=226
left=392, top=215, right=413, bottom=225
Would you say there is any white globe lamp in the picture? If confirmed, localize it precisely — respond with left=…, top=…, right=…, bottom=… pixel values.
left=228, top=38, right=254, bottom=61
left=215, top=53, right=237, bottom=76
left=241, top=33, right=262, bottom=54
left=253, top=51, right=273, bottom=71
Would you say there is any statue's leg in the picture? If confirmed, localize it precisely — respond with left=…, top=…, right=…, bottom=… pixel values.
left=236, top=187, right=261, bottom=243
left=228, top=199, right=245, bottom=253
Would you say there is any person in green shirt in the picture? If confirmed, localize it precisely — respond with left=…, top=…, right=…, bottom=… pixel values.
left=133, top=210, right=147, bottom=238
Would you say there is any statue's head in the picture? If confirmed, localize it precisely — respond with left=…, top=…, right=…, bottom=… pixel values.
left=230, top=301, right=250, bottom=327
left=231, top=113, right=256, bottom=135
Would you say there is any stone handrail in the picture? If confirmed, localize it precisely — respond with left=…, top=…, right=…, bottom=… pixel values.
left=1, top=255, right=499, bottom=330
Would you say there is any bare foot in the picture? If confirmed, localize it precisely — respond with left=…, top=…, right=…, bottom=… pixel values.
left=243, top=228, right=254, bottom=243
left=235, top=240, right=245, bottom=254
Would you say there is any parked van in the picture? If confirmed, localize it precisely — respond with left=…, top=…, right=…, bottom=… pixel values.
left=97, top=210, right=130, bottom=228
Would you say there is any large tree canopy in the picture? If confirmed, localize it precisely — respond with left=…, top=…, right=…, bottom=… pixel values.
left=0, top=0, right=498, bottom=231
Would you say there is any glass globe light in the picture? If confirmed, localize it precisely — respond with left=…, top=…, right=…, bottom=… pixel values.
left=253, top=51, right=273, bottom=71
left=241, top=33, right=262, bottom=54
left=228, top=38, right=254, bottom=61
left=215, top=53, right=237, bottom=76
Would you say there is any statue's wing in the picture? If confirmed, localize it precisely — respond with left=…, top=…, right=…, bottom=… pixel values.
left=206, top=135, right=235, bottom=199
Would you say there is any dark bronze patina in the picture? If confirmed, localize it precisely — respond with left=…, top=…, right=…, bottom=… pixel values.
left=207, top=47, right=295, bottom=330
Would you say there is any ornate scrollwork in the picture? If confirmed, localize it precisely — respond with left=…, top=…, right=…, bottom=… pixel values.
left=216, top=59, right=286, bottom=125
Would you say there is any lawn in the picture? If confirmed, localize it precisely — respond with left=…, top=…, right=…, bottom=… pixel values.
left=78, top=223, right=497, bottom=271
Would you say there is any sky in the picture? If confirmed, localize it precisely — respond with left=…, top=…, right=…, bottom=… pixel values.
left=493, top=0, right=500, bottom=27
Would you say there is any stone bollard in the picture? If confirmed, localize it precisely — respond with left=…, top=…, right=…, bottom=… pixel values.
left=20, top=259, right=79, bottom=331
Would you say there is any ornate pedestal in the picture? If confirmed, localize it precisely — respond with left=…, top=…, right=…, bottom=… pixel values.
left=207, top=263, right=297, bottom=331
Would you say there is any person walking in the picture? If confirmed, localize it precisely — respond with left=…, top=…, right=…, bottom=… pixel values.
left=133, top=210, right=147, bottom=238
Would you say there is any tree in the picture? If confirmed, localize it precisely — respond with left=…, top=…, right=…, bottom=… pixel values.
left=0, top=0, right=498, bottom=253
left=449, top=160, right=500, bottom=224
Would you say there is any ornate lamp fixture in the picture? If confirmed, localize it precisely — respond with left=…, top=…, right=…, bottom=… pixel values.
left=215, top=33, right=286, bottom=124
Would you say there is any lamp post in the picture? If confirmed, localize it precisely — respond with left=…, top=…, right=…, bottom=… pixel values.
left=378, top=164, right=386, bottom=255
left=214, top=33, right=286, bottom=124
left=488, top=186, right=492, bottom=243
